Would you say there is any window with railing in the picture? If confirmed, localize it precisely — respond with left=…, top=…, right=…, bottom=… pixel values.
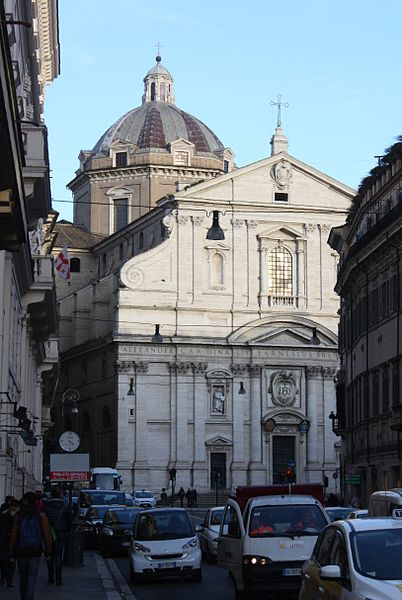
left=267, top=246, right=293, bottom=305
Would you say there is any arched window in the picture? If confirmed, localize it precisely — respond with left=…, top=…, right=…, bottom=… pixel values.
left=211, top=253, right=224, bottom=286
left=70, top=257, right=80, bottom=273
left=102, top=407, right=112, bottom=428
left=82, top=410, right=91, bottom=431
left=268, top=246, right=293, bottom=297
left=151, top=82, right=156, bottom=101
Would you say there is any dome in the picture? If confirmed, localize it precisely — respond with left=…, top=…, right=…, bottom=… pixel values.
left=92, top=102, right=225, bottom=156
left=92, top=56, right=225, bottom=158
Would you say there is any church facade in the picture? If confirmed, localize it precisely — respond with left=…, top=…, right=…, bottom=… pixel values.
left=51, top=56, right=354, bottom=494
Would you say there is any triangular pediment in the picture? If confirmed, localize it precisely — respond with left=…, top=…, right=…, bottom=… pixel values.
left=175, top=151, right=354, bottom=208
left=109, top=139, right=136, bottom=150
left=168, top=138, right=195, bottom=150
left=258, top=225, right=306, bottom=240
left=204, top=241, right=230, bottom=251
left=205, top=436, right=233, bottom=447
left=228, top=316, right=338, bottom=347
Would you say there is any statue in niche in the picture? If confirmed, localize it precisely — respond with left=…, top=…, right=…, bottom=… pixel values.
left=269, top=371, right=297, bottom=406
left=28, top=218, right=44, bottom=255
left=211, top=386, right=225, bottom=415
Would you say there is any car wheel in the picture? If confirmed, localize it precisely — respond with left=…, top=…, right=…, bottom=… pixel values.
left=191, top=568, right=202, bottom=582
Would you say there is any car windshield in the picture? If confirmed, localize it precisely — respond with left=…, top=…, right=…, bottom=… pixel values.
left=352, top=528, right=402, bottom=580
left=134, top=491, right=153, bottom=498
left=86, top=506, right=109, bottom=520
left=210, top=509, right=224, bottom=526
left=249, top=505, right=327, bottom=537
left=79, top=491, right=126, bottom=508
left=135, top=511, right=194, bottom=540
left=326, top=507, right=353, bottom=522
left=105, top=509, right=140, bottom=524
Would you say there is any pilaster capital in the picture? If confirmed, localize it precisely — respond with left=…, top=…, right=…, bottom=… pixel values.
left=249, top=364, right=262, bottom=377
left=306, top=366, right=322, bottom=378
left=192, top=215, right=204, bottom=226
left=192, top=362, right=208, bottom=375
left=323, top=367, right=337, bottom=380
left=305, top=223, right=316, bottom=234
left=170, top=362, right=193, bottom=374
left=115, top=360, right=135, bottom=373
left=134, top=361, right=148, bottom=374
left=231, top=218, right=244, bottom=229
left=231, top=364, right=249, bottom=376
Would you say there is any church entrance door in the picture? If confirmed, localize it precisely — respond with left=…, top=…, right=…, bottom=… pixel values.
left=272, top=436, right=295, bottom=484
left=210, top=453, right=226, bottom=489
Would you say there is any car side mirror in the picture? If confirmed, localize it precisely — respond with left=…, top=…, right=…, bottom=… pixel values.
left=320, top=565, right=342, bottom=579
left=194, top=525, right=203, bottom=533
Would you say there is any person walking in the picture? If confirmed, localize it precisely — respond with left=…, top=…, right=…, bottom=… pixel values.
left=177, top=487, right=185, bottom=508
left=185, top=488, right=192, bottom=508
left=160, top=488, right=168, bottom=506
left=0, top=498, right=19, bottom=587
left=9, top=491, right=52, bottom=600
left=42, top=486, right=72, bottom=586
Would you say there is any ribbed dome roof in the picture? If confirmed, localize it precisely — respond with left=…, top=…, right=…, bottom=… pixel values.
left=92, top=56, right=225, bottom=158
left=92, top=102, right=225, bottom=156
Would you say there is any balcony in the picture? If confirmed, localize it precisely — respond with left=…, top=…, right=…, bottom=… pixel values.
left=267, top=295, right=299, bottom=308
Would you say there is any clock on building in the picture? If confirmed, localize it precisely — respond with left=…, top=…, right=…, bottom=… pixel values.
left=59, top=430, right=80, bottom=452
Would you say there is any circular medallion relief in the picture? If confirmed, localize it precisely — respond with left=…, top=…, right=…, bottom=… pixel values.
left=263, top=418, right=276, bottom=432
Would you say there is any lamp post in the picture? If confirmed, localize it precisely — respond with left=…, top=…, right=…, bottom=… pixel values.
left=61, top=389, right=80, bottom=429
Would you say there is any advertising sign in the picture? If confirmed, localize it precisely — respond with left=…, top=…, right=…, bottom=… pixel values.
left=50, top=453, right=90, bottom=482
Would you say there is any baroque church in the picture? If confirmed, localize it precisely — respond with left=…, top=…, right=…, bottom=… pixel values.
left=48, top=55, right=355, bottom=493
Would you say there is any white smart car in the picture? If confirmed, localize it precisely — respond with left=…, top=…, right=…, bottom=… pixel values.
left=129, top=508, right=202, bottom=582
left=299, top=510, right=402, bottom=599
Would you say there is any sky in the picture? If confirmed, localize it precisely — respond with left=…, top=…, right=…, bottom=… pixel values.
left=44, top=0, right=402, bottom=223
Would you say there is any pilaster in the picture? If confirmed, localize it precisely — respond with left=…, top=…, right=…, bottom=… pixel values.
left=306, top=366, right=322, bottom=467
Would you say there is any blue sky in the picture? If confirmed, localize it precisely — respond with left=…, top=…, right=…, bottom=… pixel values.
left=44, top=0, right=402, bottom=222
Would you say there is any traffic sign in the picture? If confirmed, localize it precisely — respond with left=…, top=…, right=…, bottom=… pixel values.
left=345, top=463, right=358, bottom=476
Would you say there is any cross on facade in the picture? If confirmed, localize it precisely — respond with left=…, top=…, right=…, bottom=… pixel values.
left=270, top=94, right=289, bottom=128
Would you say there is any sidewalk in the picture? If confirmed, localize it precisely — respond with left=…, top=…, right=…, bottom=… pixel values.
left=1, top=551, right=122, bottom=600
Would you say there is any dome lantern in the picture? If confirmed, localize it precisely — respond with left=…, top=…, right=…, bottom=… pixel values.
left=142, top=55, right=175, bottom=105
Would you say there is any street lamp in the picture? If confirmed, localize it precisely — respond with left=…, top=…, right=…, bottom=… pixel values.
left=61, top=389, right=80, bottom=427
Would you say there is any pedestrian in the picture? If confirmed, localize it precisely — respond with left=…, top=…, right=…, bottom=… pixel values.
left=185, top=488, right=192, bottom=508
left=0, top=498, right=19, bottom=587
left=9, top=491, right=52, bottom=600
left=177, top=487, right=185, bottom=508
left=192, top=487, right=198, bottom=508
left=42, top=486, right=72, bottom=586
left=160, top=488, right=168, bottom=505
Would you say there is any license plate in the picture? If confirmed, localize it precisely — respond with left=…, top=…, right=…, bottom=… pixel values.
left=283, top=568, right=301, bottom=576
left=157, top=561, right=176, bottom=569
left=122, top=541, right=130, bottom=547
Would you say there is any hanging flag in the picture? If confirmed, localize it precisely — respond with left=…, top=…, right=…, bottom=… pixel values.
left=54, top=245, right=70, bottom=279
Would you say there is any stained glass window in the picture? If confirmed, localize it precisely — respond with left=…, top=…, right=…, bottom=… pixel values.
left=268, top=246, right=293, bottom=296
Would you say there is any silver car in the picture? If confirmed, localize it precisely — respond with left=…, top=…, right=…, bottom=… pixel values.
left=198, top=506, right=224, bottom=562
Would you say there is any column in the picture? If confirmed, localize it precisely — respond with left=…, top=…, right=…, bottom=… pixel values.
left=115, top=360, right=136, bottom=489
left=248, top=364, right=265, bottom=484
left=323, top=367, right=338, bottom=476
left=175, top=362, right=192, bottom=476
left=231, top=364, right=248, bottom=488
left=232, top=218, right=245, bottom=308
left=259, top=240, right=267, bottom=296
left=306, top=366, right=322, bottom=482
left=192, top=362, right=208, bottom=488
left=133, top=361, right=149, bottom=488
left=296, top=239, right=306, bottom=309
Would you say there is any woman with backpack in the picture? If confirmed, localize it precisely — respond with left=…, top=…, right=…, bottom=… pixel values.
left=9, top=491, right=52, bottom=600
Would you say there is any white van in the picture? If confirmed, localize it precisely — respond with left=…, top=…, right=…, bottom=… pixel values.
left=368, top=489, right=402, bottom=516
left=217, top=494, right=329, bottom=598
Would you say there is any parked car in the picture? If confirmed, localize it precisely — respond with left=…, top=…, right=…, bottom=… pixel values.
left=98, top=507, right=141, bottom=557
left=78, top=505, right=116, bottom=548
left=325, top=506, right=353, bottom=522
left=347, top=508, right=369, bottom=519
left=132, top=489, right=156, bottom=509
left=129, top=508, right=202, bottom=582
left=198, top=506, right=224, bottom=562
left=77, top=489, right=133, bottom=518
left=299, top=513, right=402, bottom=599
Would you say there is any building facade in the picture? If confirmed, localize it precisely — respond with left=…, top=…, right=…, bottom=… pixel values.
left=50, top=57, right=355, bottom=494
left=329, top=138, right=402, bottom=507
left=0, top=0, right=59, bottom=499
